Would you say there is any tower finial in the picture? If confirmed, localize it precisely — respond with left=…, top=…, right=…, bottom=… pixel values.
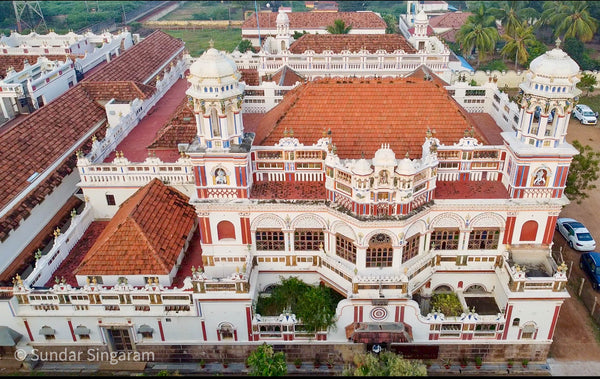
left=209, top=39, right=214, bottom=49
left=555, top=37, right=561, bottom=49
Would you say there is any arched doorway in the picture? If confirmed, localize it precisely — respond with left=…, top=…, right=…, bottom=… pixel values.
left=519, top=220, right=538, bottom=241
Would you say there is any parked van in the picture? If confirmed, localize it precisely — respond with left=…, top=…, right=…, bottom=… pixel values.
left=574, top=104, right=598, bottom=125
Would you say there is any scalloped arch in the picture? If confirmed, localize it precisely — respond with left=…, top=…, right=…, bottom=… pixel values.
left=405, top=219, right=427, bottom=238
left=469, top=212, right=505, bottom=228
left=251, top=214, right=285, bottom=230
left=364, top=229, right=398, bottom=246
left=331, top=220, right=357, bottom=240
left=291, top=213, right=327, bottom=229
left=430, top=213, right=464, bottom=229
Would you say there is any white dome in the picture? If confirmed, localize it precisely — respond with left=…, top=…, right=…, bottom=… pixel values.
left=189, top=48, right=239, bottom=84
left=529, top=45, right=579, bottom=78
left=276, top=9, right=289, bottom=25
left=396, top=157, right=415, bottom=174
left=352, top=158, right=372, bottom=175
left=372, top=144, right=396, bottom=167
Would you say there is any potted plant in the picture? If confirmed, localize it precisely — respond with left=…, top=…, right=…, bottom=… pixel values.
left=327, top=356, right=335, bottom=369
left=222, top=359, right=229, bottom=368
left=441, top=358, right=452, bottom=369
left=474, top=356, right=482, bottom=369
left=521, top=358, right=529, bottom=368
left=424, top=359, right=432, bottom=369
left=245, top=358, right=250, bottom=368
left=507, top=359, right=514, bottom=369
left=460, top=357, right=468, bottom=368
left=314, top=355, right=321, bottom=368
left=294, top=358, right=302, bottom=369
left=199, top=359, right=206, bottom=368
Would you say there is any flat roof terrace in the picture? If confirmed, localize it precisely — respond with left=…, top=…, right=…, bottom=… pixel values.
left=103, top=76, right=190, bottom=164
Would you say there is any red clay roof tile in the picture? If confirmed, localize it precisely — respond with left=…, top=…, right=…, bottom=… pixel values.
left=242, top=11, right=386, bottom=31
left=74, top=179, right=197, bottom=276
left=289, top=34, right=416, bottom=54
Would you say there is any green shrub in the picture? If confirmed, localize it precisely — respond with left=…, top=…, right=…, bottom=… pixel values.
left=430, top=293, right=463, bottom=316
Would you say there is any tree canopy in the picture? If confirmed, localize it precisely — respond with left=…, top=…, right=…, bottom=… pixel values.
left=565, top=140, right=600, bottom=204
left=540, top=1, right=598, bottom=42
left=327, top=19, right=353, bottom=34
left=246, top=343, right=288, bottom=376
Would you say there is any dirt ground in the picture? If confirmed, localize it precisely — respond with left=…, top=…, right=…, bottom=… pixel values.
left=548, top=118, right=600, bottom=361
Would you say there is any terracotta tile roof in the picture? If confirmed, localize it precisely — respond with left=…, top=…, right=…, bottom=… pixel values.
left=435, top=180, right=509, bottom=199
left=80, top=81, right=156, bottom=102
left=468, top=113, right=504, bottom=145
left=240, top=68, right=260, bottom=86
left=0, top=55, right=75, bottom=78
left=429, top=11, right=472, bottom=29
left=266, top=65, right=305, bottom=86
left=0, top=85, right=106, bottom=214
left=148, top=97, right=197, bottom=150
left=242, top=113, right=265, bottom=134
left=83, top=30, right=185, bottom=84
left=74, top=179, right=197, bottom=276
left=242, top=11, right=386, bottom=31
left=289, top=33, right=416, bottom=54
left=438, top=28, right=459, bottom=43
left=251, top=180, right=326, bottom=200
left=254, top=70, right=488, bottom=159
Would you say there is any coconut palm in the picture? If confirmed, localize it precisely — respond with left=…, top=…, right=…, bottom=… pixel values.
left=540, top=1, right=598, bottom=42
left=500, top=21, right=537, bottom=70
left=466, top=2, right=497, bottom=27
left=326, top=19, right=353, bottom=34
left=490, top=1, right=539, bottom=36
left=456, top=21, right=500, bottom=68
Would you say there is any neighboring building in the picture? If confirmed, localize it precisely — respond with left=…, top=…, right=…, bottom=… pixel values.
left=405, top=0, right=450, bottom=25
left=428, top=11, right=472, bottom=43
left=0, top=29, right=135, bottom=125
left=0, top=30, right=186, bottom=287
left=0, top=40, right=580, bottom=365
left=241, top=10, right=387, bottom=48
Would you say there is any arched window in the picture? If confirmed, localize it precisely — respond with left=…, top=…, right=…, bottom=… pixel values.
left=366, top=233, right=393, bottom=267
left=210, top=108, right=220, bottom=137
left=512, top=317, right=520, bottom=326
left=519, top=220, right=538, bottom=241
left=433, top=285, right=452, bottom=293
left=402, top=234, right=420, bottom=263
left=217, top=221, right=236, bottom=240
left=218, top=323, right=235, bottom=341
left=520, top=322, right=537, bottom=339
left=464, top=284, right=487, bottom=294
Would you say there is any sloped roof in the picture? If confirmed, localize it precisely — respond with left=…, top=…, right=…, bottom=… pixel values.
left=80, top=81, right=156, bottom=102
left=289, top=34, right=416, bottom=54
left=254, top=68, right=489, bottom=159
left=83, top=30, right=185, bottom=84
left=242, top=11, right=386, bottom=31
left=429, top=11, right=472, bottom=29
left=74, top=179, right=197, bottom=276
left=148, top=97, right=197, bottom=150
left=0, top=55, right=76, bottom=78
left=240, top=68, right=260, bottom=86
left=267, top=65, right=304, bottom=86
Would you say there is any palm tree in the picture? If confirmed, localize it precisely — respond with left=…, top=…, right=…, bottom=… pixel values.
left=490, top=1, right=539, bottom=36
left=540, top=1, right=598, bottom=42
left=466, top=2, right=497, bottom=28
left=327, top=19, right=353, bottom=34
left=456, top=21, right=499, bottom=68
left=500, top=21, right=537, bottom=70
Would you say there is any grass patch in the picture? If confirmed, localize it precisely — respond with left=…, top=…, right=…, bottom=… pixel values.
left=163, top=28, right=242, bottom=56
left=589, top=318, right=600, bottom=345
left=578, top=94, right=600, bottom=113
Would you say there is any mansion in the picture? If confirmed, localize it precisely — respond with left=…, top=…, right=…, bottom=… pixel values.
left=0, top=29, right=582, bottom=366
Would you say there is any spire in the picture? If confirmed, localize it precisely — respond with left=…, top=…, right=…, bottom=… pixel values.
left=209, top=39, right=214, bottom=49
left=555, top=37, right=561, bottom=49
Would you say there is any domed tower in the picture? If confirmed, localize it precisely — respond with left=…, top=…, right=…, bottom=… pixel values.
left=186, top=42, right=245, bottom=151
left=185, top=43, right=253, bottom=203
left=516, top=39, right=581, bottom=148
left=411, top=10, right=429, bottom=51
left=276, top=9, right=291, bottom=52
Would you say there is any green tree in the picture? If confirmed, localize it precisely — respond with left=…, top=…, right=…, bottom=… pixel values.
left=456, top=21, right=499, bottom=67
left=526, top=39, right=548, bottom=66
left=490, top=1, right=539, bottom=37
left=327, top=19, right=353, bottom=34
left=430, top=293, right=464, bottom=316
left=577, top=73, right=598, bottom=96
left=343, top=351, right=427, bottom=376
left=238, top=39, right=253, bottom=53
left=540, top=1, right=598, bottom=42
left=383, top=13, right=398, bottom=34
left=500, top=21, right=537, bottom=70
left=293, top=30, right=308, bottom=39
left=247, top=343, right=288, bottom=376
left=565, top=140, right=600, bottom=204
left=465, top=2, right=497, bottom=27
left=295, top=284, right=338, bottom=333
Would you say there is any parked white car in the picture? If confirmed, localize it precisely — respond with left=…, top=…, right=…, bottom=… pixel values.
left=573, top=104, right=598, bottom=125
left=556, top=217, right=597, bottom=251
